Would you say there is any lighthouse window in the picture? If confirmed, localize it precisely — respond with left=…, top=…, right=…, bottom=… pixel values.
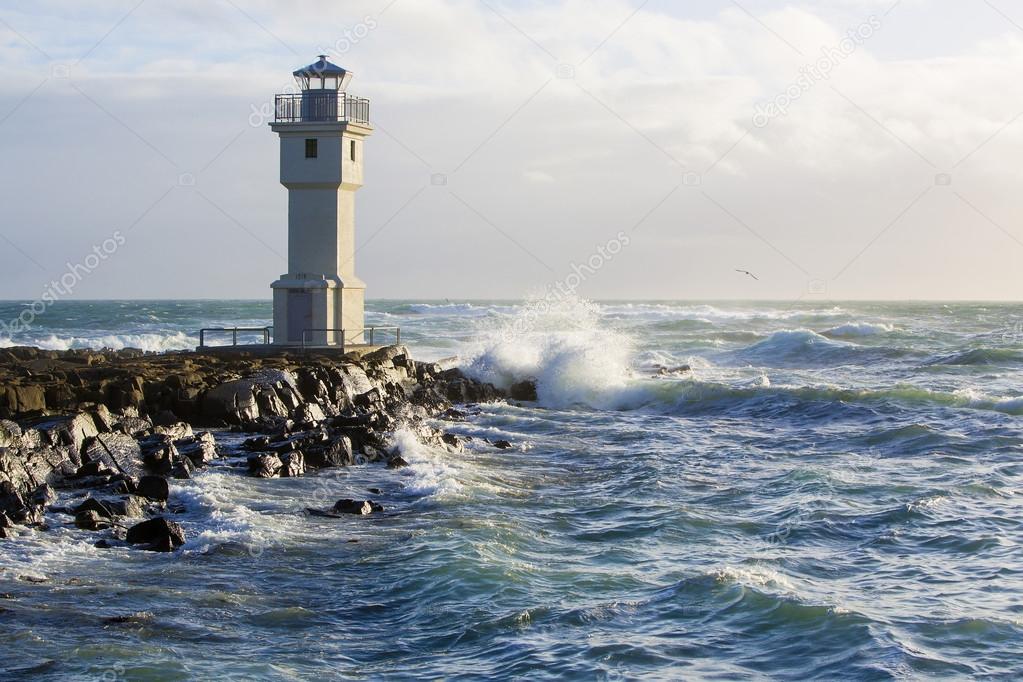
left=350, top=140, right=356, bottom=162
left=304, top=138, right=318, bottom=158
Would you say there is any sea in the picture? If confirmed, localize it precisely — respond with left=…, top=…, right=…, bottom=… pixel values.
left=0, top=298, right=1021, bottom=680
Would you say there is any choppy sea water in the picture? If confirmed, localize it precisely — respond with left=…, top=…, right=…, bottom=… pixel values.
left=1, top=299, right=1022, bottom=680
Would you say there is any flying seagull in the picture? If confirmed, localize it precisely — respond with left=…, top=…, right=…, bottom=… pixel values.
left=735, top=269, right=759, bottom=281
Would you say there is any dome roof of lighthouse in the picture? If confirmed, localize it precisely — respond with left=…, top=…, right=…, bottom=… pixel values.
left=292, top=55, right=354, bottom=91
left=293, top=55, right=349, bottom=78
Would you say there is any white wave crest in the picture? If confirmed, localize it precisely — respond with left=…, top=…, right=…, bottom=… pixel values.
left=462, top=295, right=637, bottom=409
left=0, top=331, right=196, bottom=352
left=824, top=322, right=895, bottom=338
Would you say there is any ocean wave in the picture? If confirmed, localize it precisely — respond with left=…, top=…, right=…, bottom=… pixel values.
left=931, top=348, right=1023, bottom=366
left=824, top=322, right=895, bottom=338
left=0, top=331, right=197, bottom=352
left=459, top=297, right=1023, bottom=416
left=598, top=303, right=849, bottom=322
left=462, top=295, right=637, bottom=410
left=732, top=331, right=875, bottom=368
left=395, top=302, right=498, bottom=317
left=391, top=427, right=466, bottom=500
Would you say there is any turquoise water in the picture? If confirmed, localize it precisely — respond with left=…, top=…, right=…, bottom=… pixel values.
left=1, top=299, right=1022, bottom=680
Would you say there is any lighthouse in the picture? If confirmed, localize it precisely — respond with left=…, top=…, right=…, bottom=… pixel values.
left=269, top=56, right=373, bottom=347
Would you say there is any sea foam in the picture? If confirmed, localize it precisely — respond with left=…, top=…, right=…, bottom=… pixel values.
left=462, top=295, right=637, bottom=410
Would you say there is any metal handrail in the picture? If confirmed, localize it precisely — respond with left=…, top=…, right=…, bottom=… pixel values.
left=198, top=327, right=273, bottom=347
left=300, top=326, right=401, bottom=351
left=274, top=93, right=371, bottom=124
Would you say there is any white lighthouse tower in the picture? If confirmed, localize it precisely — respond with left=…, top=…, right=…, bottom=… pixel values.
left=269, top=56, right=373, bottom=346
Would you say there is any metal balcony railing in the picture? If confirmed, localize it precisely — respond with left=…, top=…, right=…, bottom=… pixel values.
left=301, top=327, right=401, bottom=351
left=198, top=327, right=273, bottom=347
left=275, top=93, right=371, bottom=124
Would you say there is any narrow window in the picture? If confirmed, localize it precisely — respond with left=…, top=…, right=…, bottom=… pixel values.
left=350, top=140, right=357, bottom=162
left=305, top=138, right=318, bottom=158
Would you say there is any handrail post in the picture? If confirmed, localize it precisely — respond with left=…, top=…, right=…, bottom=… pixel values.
left=199, top=329, right=205, bottom=347
left=369, top=327, right=374, bottom=345
left=396, top=328, right=401, bottom=345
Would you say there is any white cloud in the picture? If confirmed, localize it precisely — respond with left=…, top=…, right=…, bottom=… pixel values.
left=0, top=0, right=1021, bottom=299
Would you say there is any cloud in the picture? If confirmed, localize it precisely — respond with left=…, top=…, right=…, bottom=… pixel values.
left=0, top=0, right=1021, bottom=300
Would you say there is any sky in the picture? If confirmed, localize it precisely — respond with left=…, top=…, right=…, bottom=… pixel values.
left=1, top=0, right=1023, bottom=301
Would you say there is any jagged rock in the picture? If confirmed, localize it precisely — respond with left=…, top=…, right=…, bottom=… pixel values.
left=354, top=388, right=382, bottom=409
left=126, top=517, right=185, bottom=551
left=175, top=432, right=216, bottom=466
left=75, top=510, right=110, bottom=531
left=172, top=456, right=195, bottom=479
left=73, top=460, right=114, bottom=479
left=0, top=420, right=23, bottom=448
left=203, top=379, right=259, bottom=422
left=255, top=388, right=289, bottom=418
left=140, top=435, right=178, bottom=475
left=90, top=405, right=117, bottom=432
left=248, top=453, right=282, bottom=479
left=86, top=433, right=143, bottom=482
left=136, top=475, right=169, bottom=502
left=35, top=413, right=99, bottom=454
left=0, top=344, right=510, bottom=539
left=493, top=440, right=513, bottom=450
left=386, top=455, right=409, bottom=469
left=295, top=402, right=325, bottom=425
left=361, top=445, right=387, bottom=463
left=73, top=497, right=114, bottom=519
left=441, top=370, right=502, bottom=404
left=280, top=451, right=305, bottom=477
left=330, top=499, right=383, bottom=515
left=153, top=422, right=192, bottom=440
left=242, top=435, right=272, bottom=452
left=509, top=380, right=538, bottom=401
left=107, top=495, right=146, bottom=518
left=1, top=384, right=46, bottom=415
left=304, top=436, right=354, bottom=469
left=116, top=416, right=153, bottom=438
left=441, top=433, right=464, bottom=453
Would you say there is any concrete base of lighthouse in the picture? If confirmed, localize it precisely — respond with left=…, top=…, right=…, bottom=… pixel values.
left=271, top=274, right=365, bottom=347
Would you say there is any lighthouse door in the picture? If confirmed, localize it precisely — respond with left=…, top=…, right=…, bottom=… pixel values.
left=288, top=291, right=313, bottom=343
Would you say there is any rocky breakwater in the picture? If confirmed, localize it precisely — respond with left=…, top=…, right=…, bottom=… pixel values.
left=0, top=345, right=504, bottom=551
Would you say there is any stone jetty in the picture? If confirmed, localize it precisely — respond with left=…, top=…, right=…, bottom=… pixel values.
left=0, top=345, right=505, bottom=551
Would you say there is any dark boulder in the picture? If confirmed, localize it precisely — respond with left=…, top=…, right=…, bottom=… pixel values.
left=86, top=433, right=144, bottom=482
left=126, top=517, right=185, bottom=551
left=107, top=495, right=146, bottom=518
left=248, top=453, right=282, bottom=479
left=73, top=497, right=114, bottom=519
left=354, top=388, right=382, bottom=409
left=441, top=433, right=463, bottom=451
left=75, top=509, right=110, bottom=531
left=493, top=440, right=513, bottom=450
left=509, top=380, right=538, bottom=401
left=386, top=455, right=409, bottom=469
left=331, top=499, right=383, bottom=515
left=177, top=432, right=217, bottom=466
left=280, top=451, right=305, bottom=477
left=304, top=436, right=354, bottom=469
left=136, top=475, right=169, bottom=502
left=172, top=456, right=195, bottom=479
